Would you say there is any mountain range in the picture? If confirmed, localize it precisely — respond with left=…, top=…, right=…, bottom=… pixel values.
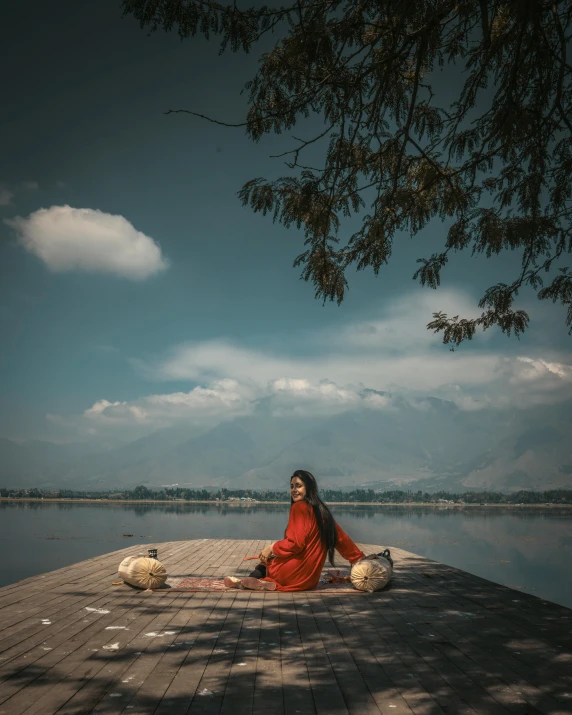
left=1, top=394, right=571, bottom=492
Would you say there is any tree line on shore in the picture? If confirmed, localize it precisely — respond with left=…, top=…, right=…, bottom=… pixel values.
left=1, top=485, right=572, bottom=504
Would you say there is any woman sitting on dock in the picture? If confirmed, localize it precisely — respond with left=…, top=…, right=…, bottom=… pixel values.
left=224, top=469, right=373, bottom=592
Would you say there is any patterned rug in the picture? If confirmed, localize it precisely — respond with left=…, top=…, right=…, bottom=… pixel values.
left=153, top=576, right=363, bottom=594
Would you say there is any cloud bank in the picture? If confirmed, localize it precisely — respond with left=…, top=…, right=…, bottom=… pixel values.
left=44, top=290, right=572, bottom=440
left=54, top=353, right=572, bottom=441
left=145, top=291, right=496, bottom=389
left=5, top=205, right=168, bottom=279
left=74, top=378, right=393, bottom=433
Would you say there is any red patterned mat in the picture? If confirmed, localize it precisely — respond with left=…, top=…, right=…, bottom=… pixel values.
left=153, top=577, right=362, bottom=594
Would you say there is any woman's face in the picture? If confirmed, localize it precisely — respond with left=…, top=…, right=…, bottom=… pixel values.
left=290, top=476, right=307, bottom=502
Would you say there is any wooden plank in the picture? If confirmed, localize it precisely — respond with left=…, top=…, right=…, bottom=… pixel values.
left=378, top=601, right=511, bottom=714
left=278, top=592, right=316, bottom=715
left=0, top=540, right=169, bottom=607
left=307, top=595, right=383, bottom=715
left=0, top=540, right=189, bottom=625
left=0, top=542, right=193, bottom=668
left=119, top=591, right=223, bottom=715
left=54, top=591, right=207, bottom=714
left=410, top=572, right=572, bottom=686
left=398, top=588, right=567, bottom=712
left=0, top=543, right=201, bottom=711
left=377, top=578, right=547, bottom=714
left=0, top=541, right=190, bottom=651
left=154, top=591, right=241, bottom=714
left=397, top=554, right=572, bottom=690
left=294, top=594, right=349, bottom=715
left=331, top=594, right=473, bottom=715
left=20, top=593, right=190, bottom=715
left=187, top=591, right=251, bottom=715
left=219, top=588, right=265, bottom=715
left=252, top=590, right=284, bottom=715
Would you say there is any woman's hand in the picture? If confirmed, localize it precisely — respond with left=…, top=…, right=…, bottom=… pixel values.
left=259, top=545, right=275, bottom=564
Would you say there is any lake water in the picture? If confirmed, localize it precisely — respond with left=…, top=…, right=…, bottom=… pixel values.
left=1, top=502, right=571, bottom=609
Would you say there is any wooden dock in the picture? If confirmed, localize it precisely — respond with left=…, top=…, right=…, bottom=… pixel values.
left=0, top=539, right=571, bottom=715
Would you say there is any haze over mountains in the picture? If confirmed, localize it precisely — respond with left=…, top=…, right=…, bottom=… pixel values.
left=2, top=391, right=571, bottom=493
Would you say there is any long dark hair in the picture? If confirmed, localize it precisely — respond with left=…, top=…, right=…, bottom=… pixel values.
left=291, top=469, right=337, bottom=566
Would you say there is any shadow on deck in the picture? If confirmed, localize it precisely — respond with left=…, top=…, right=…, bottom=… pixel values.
left=0, top=540, right=570, bottom=714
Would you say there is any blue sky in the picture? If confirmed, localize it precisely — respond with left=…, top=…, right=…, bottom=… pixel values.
left=1, top=0, right=571, bottom=446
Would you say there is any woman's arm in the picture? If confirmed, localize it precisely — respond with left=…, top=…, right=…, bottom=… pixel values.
left=335, top=522, right=365, bottom=564
left=272, top=502, right=311, bottom=558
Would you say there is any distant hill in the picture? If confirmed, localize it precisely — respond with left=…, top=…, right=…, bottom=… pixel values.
left=0, top=439, right=90, bottom=484
left=1, top=395, right=571, bottom=492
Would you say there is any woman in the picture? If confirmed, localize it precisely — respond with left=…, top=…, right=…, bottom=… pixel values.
left=224, top=469, right=373, bottom=592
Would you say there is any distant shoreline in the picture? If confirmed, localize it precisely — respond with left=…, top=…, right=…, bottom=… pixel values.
left=1, top=498, right=571, bottom=508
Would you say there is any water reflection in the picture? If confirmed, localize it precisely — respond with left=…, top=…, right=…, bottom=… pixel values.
left=1, top=502, right=570, bottom=608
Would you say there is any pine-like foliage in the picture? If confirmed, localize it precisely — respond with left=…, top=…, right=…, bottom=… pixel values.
left=122, top=0, right=572, bottom=347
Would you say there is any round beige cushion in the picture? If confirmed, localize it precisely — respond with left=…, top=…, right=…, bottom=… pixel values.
left=118, top=556, right=167, bottom=590
left=350, top=557, right=392, bottom=593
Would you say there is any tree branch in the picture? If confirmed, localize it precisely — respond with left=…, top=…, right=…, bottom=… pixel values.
left=164, top=109, right=247, bottom=127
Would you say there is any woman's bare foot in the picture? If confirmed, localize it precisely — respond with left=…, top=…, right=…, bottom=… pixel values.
left=223, top=576, right=241, bottom=588
left=239, top=577, right=277, bottom=591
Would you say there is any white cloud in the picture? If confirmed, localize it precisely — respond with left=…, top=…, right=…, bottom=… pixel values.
left=362, top=391, right=393, bottom=409
left=4, top=205, right=168, bottom=279
left=143, top=379, right=256, bottom=420
left=494, top=356, right=572, bottom=406
left=84, top=399, right=148, bottom=423
left=0, top=188, right=13, bottom=206
left=268, top=379, right=395, bottom=417
left=505, top=356, right=572, bottom=386
left=144, top=337, right=498, bottom=392
left=81, top=379, right=256, bottom=429
left=430, top=356, right=572, bottom=410
left=269, top=378, right=361, bottom=415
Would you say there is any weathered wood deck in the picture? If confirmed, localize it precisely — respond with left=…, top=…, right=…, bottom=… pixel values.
left=0, top=540, right=571, bottom=715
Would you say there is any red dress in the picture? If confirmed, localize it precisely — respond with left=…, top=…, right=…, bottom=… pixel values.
left=263, top=501, right=365, bottom=592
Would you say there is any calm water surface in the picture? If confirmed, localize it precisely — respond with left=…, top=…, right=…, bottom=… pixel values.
left=1, top=502, right=571, bottom=608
